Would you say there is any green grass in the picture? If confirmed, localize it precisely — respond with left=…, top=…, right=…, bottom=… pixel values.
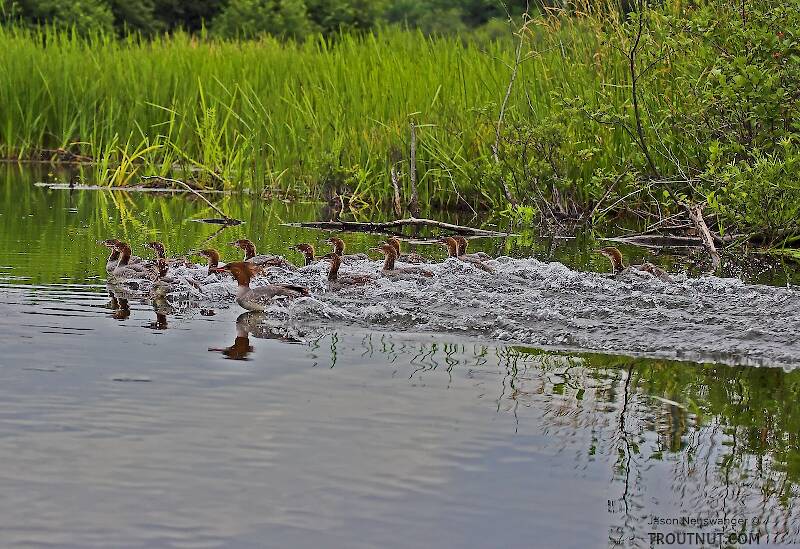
left=0, top=21, right=633, bottom=209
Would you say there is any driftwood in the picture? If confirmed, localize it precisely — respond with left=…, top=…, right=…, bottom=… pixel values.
left=141, top=176, right=242, bottom=225
left=686, top=203, right=721, bottom=271
left=284, top=217, right=511, bottom=236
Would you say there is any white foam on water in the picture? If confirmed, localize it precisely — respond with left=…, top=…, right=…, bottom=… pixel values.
left=109, top=256, right=800, bottom=369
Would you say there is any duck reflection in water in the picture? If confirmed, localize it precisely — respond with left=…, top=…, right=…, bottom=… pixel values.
left=110, top=296, right=130, bottom=320
left=208, top=312, right=302, bottom=361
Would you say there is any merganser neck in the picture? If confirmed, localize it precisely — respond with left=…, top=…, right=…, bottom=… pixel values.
left=597, top=247, right=625, bottom=274
left=379, top=243, right=397, bottom=270
left=325, top=253, right=342, bottom=281
left=117, top=244, right=132, bottom=266
left=148, top=241, right=167, bottom=259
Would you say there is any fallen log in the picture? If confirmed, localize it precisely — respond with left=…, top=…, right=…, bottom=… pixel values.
left=284, top=217, right=511, bottom=236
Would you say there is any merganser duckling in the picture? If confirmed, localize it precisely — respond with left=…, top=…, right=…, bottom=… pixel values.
left=372, top=243, right=433, bottom=278
left=197, top=249, right=222, bottom=275
left=99, top=239, right=122, bottom=273
left=146, top=241, right=191, bottom=268
left=320, top=253, right=374, bottom=286
left=111, top=242, right=158, bottom=280
left=386, top=236, right=430, bottom=264
left=291, top=243, right=316, bottom=266
left=454, top=236, right=491, bottom=261
left=326, top=237, right=368, bottom=263
left=439, top=237, right=494, bottom=273
left=229, top=239, right=296, bottom=270
left=596, top=247, right=674, bottom=283
left=212, top=261, right=309, bottom=311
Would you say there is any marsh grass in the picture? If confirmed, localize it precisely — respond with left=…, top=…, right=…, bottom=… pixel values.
left=0, top=20, right=634, bottom=209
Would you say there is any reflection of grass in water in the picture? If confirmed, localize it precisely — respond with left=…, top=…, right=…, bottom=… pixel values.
left=507, top=344, right=800, bottom=495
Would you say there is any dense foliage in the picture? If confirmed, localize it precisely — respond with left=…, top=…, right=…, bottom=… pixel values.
left=0, top=0, right=796, bottom=240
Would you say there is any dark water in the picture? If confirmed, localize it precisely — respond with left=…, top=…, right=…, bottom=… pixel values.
left=1, top=166, right=799, bottom=548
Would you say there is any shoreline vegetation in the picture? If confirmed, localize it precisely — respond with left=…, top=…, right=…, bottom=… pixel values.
left=1, top=1, right=798, bottom=259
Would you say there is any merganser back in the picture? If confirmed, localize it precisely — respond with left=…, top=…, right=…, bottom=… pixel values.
left=111, top=242, right=158, bottom=280
left=454, top=236, right=491, bottom=261
left=596, top=247, right=674, bottom=283
left=229, top=239, right=296, bottom=270
left=439, top=237, right=494, bottom=273
left=373, top=243, right=433, bottom=278
left=386, top=237, right=429, bottom=264
left=212, top=261, right=309, bottom=311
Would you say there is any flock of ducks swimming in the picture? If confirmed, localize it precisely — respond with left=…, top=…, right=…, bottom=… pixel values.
left=99, top=234, right=674, bottom=312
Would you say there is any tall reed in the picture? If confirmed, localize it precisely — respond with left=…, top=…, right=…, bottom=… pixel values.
left=0, top=21, right=631, bottom=208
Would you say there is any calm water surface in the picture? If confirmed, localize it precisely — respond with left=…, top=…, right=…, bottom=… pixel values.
left=1, top=167, right=799, bottom=548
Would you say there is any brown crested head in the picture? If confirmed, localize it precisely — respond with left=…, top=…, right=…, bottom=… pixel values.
left=212, top=261, right=262, bottom=285
left=596, top=246, right=625, bottom=272
left=372, top=242, right=397, bottom=259
left=386, top=237, right=402, bottom=255
left=326, top=237, right=345, bottom=255
left=146, top=241, right=166, bottom=258
left=454, top=236, right=468, bottom=255
left=438, top=237, right=459, bottom=258
left=198, top=248, right=220, bottom=266
left=292, top=243, right=315, bottom=255
left=229, top=239, right=256, bottom=259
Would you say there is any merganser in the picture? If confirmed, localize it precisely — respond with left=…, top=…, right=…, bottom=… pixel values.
left=146, top=241, right=190, bottom=267
left=439, top=237, right=494, bottom=273
left=111, top=242, right=158, bottom=280
left=386, top=236, right=430, bottom=264
left=197, top=249, right=222, bottom=275
left=453, top=236, right=491, bottom=261
left=99, top=239, right=122, bottom=273
left=229, top=239, right=296, bottom=270
left=320, top=252, right=374, bottom=286
left=326, top=237, right=368, bottom=263
left=99, top=238, right=145, bottom=273
left=372, top=243, right=433, bottom=278
left=596, top=247, right=674, bottom=283
left=211, top=261, right=310, bottom=311
left=291, top=243, right=316, bottom=266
